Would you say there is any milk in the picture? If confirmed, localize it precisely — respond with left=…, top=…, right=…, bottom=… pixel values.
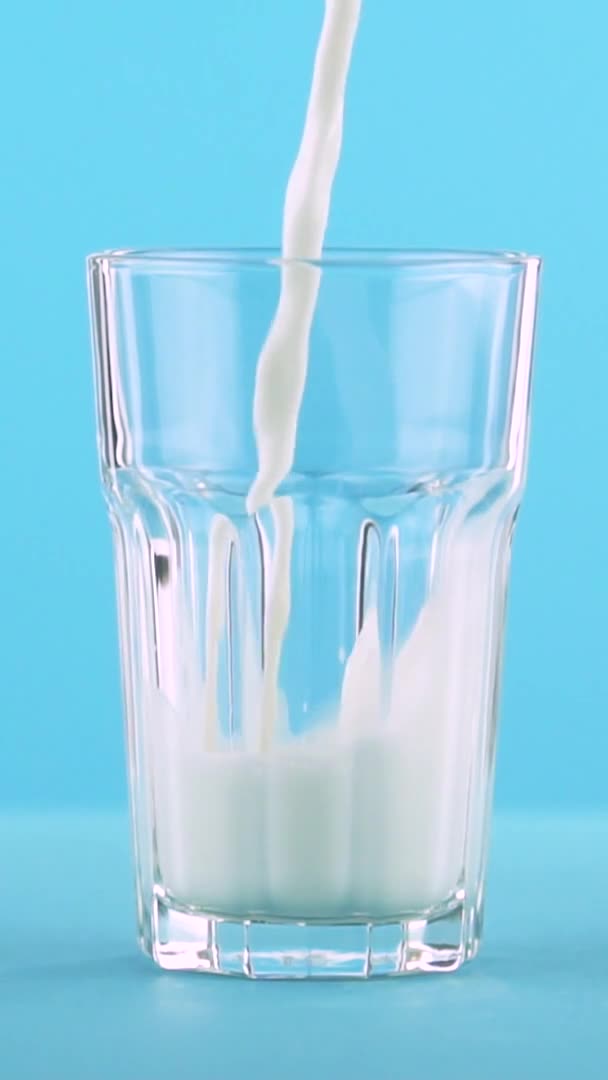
left=151, top=694, right=464, bottom=918
left=248, top=0, right=362, bottom=750
left=149, top=485, right=502, bottom=919
left=247, top=0, right=362, bottom=514
left=150, top=0, right=496, bottom=921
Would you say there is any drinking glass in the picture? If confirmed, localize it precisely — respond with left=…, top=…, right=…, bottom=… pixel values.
left=88, top=249, right=540, bottom=977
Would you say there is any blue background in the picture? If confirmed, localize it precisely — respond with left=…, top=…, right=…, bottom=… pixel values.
left=2, top=0, right=606, bottom=812
left=1, top=3, right=607, bottom=1076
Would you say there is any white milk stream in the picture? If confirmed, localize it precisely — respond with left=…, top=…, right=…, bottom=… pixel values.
left=151, top=0, right=495, bottom=919
left=248, top=0, right=362, bottom=751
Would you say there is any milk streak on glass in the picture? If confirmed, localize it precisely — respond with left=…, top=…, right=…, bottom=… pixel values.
left=151, top=0, right=489, bottom=919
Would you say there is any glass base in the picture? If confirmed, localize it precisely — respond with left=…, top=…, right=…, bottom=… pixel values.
left=145, top=891, right=481, bottom=978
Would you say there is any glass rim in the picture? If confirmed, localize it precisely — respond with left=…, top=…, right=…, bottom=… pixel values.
left=87, top=246, right=541, bottom=273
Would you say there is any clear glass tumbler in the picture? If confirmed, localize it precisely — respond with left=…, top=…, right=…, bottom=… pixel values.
left=88, top=249, right=540, bottom=978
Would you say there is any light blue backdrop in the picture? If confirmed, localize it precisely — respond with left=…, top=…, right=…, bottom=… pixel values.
left=1, top=0, right=605, bottom=810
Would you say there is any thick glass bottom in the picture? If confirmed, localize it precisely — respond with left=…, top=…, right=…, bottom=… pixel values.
left=145, top=891, right=481, bottom=978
